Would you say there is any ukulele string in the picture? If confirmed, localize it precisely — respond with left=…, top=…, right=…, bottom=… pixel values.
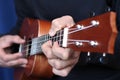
left=20, top=26, right=92, bottom=47
left=20, top=39, right=91, bottom=54
left=24, top=24, right=94, bottom=45
left=68, top=24, right=95, bottom=34
left=20, top=25, right=94, bottom=53
left=20, top=39, right=92, bottom=54
left=23, top=34, right=63, bottom=48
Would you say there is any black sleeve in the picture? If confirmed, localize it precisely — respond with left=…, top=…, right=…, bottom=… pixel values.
left=8, top=0, right=26, bottom=35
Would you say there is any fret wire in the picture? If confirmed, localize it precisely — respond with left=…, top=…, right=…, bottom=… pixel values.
left=23, top=29, right=64, bottom=47
left=57, top=30, right=59, bottom=44
left=32, top=38, right=90, bottom=51
left=22, top=33, right=64, bottom=48
left=45, top=34, right=46, bottom=42
left=20, top=39, right=64, bottom=54
left=59, top=30, right=62, bottom=46
left=24, top=29, right=65, bottom=43
left=22, top=28, right=78, bottom=50
left=23, top=25, right=85, bottom=44
left=48, top=34, right=50, bottom=40
left=22, top=30, right=65, bottom=48
left=20, top=25, right=97, bottom=55
left=47, top=34, right=49, bottom=41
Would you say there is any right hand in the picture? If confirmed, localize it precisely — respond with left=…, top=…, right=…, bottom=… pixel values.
left=0, top=35, right=28, bottom=67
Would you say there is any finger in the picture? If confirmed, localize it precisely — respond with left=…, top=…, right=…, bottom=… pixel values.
left=0, top=35, right=25, bottom=48
left=0, top=58, right=28, bottom=67
left=52, top=42, right=73, bottom=60
left=49, top=18, right=63, bottom=36
left=49, top=16, right=75, bottom=36
left=0, top=50, right=25, bottom=62
left=52, top=65, right=74, bottom=77
left=20, top=64, right=27, bottom=67
left=42, top=41, right=56, bottom=59
left=53, top=42, right=80, bottom=60
left=48, top=57, right=79, bottom=70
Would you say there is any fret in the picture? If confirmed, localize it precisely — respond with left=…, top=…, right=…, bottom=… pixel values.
left=30, top=38, right=41, bottom=55
left=59, top=30, right=63, bottom=47
left=48, top=34, right=50, bottom=40
left=47, top=34, right=49, bottom=40
left=22, top=30, right=64, bottom=56
left=56, top=31, right=59, bottom=44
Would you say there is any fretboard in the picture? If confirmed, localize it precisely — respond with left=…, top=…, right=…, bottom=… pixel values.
left=19, top=29, right=66, bottom=57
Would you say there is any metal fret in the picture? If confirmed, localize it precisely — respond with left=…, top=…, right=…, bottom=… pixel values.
left=23, top=30, right=64, bottom=56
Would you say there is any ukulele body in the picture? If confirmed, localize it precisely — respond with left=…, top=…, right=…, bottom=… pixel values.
left=14, top=19, right=53, bottom=80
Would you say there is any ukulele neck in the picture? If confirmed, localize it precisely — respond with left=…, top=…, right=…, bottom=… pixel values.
left=18, top=28, right=68, bottom=57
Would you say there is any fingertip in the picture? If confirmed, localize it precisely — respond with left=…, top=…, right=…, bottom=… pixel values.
left=20, top=64, right=27, bottom=67
left=48, top=40, right=52, bottom=46
left=21, top=39, right=25, bottom=43
left=18, top=38, right=25, bottom=43
left=49, top=31, right=55, bottom=36
left=15, top=52, right=23, bottom=56
left=19, top=58, right=28, bottom=65
left=53, top=41, right=59, bottom=47
left=14, top=52, right=26, bottom=59
left=12, top=36, right=25, bottom=44
left=23, top=59, right=28, bottom=64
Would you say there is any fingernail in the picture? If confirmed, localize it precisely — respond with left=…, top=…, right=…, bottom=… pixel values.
left=21, top=64, right=27, bottom=67
left=22, top=39, right=25, bottom=43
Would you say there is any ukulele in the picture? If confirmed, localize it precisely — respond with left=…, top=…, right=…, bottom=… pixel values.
left=14, top=11, right=118, bottom=80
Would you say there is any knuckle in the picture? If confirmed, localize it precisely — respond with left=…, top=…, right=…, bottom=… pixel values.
left=41, top=44, right=45, bottom=50
left=17, top=60, right=23, bottom=65
left=2, top=56, right=8, bottom=62
left=62, top=48, right=72, bottom=60
left=52, top=19, right=58, bottom=25
left=14, top=35, right=21, bottom=40
left=1, top=36, right=7, bottom=42
left=52, top=19, right=62, bottom=29
left=45, top=51, right=53, bottom=58
left=52, top=68, right=69, bottom=77
left=61, top=70, right=69, bottom=77
left=52, top=47, right=57, bottom=53
left=6, top=62, right=13, bottom=67
left=54, top=61, right=62, bottom=69
left=11, top=59, right=24, bottom=66
left=62, top=52, right=69, bottom=60
left=14, top=35, right=20, bottom=39
left=65, top=15, right=73, bottom=20
left=41, top=42, right=48, bottom=50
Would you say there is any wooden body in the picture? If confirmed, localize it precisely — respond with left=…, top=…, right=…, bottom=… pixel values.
left=14, top=19, right=53, bottom=80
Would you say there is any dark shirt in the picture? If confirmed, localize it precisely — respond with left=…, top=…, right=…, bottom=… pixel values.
left=12, top=0, right=120, bottom=80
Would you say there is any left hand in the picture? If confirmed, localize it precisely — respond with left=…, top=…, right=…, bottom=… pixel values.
left=42, top=15, right=80, bottom=77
